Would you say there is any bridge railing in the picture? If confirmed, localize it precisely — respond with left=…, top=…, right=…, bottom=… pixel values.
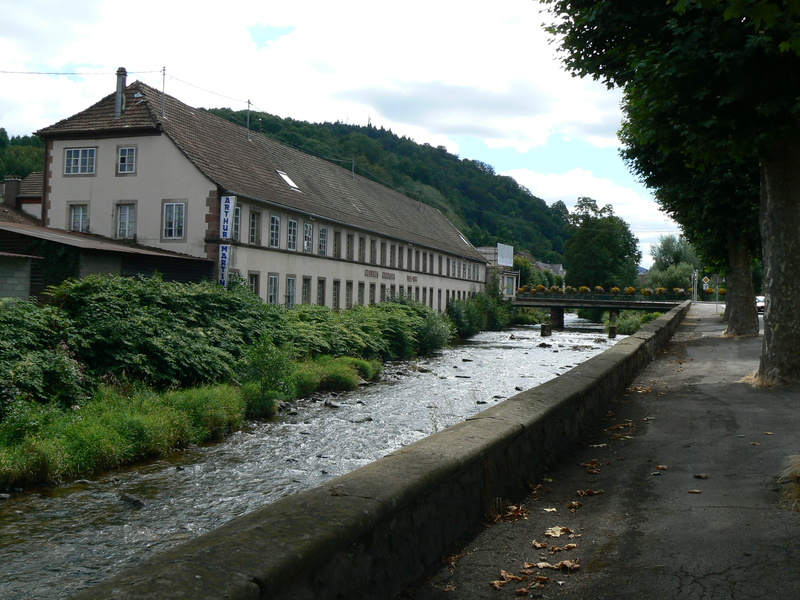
left=515, top=292, right=692, bottom=302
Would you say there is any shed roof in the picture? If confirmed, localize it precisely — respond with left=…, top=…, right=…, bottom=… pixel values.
left=0, top=222, right=212, bottom=261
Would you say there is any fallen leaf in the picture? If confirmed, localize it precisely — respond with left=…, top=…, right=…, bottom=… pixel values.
left=532, top=539, right=548, bottom=549
left=765, top=431, right=774, bottom=435
left=534, top=576, right=550, bottom=583
left=567, top=501, right=582, bottom=512
left=564, top=543, right=578, bottom=550
left=656, top=465, right=668, bottom=470
left=688, top=489, right=702, bottom=494
left=544, top=526, right=573, bottom=538
left=555, top=560, right=580, bottom=572
left=751, top=442, right=761, bottom=446
left=543, top=507, right=557, bottom=513
left=515, top=587, right=529, bottom=596
left=694, top=473, right=708, bottom=479
left=577, top=489, right=604, bottom=497
left=489, top=569, right=525, bottom=589
left=589, top=443, right=608, bottom=448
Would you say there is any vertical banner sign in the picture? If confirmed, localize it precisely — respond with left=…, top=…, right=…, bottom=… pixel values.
left=219, top=196, right=236, bottom=287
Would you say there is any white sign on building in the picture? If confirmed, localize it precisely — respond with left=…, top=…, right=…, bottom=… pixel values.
left=497, top=243, right=514, bottom=267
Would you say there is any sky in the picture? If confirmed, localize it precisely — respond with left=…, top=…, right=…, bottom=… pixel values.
left=0, top=0, right=681, bottom=267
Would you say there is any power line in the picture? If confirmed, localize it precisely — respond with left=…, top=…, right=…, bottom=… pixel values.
left=0, top=69, right=161, bottom=76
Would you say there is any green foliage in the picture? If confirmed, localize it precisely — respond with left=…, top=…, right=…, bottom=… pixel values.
left=646, top=262, right=697, bottom=292
left=563, top=198, right=641, bottom=289
left=447, top=292, right=511, bottom=337
left=45, top=275, right=281, bottom=387
left=511, top=308, right=548, bottom=326
left=0, top=128, right=45, bottom=180
left=0, top=383, right=248, bottom=485
left=0, top=299, right=88, bottom=415
left=612, top=311, right=664, bottom=335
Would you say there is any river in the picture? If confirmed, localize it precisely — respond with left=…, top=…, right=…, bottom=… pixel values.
left=0, top=316, right=618, bottom=600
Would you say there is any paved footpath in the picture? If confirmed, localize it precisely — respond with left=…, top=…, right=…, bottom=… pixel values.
left=403, top=303, right=800, bottom=600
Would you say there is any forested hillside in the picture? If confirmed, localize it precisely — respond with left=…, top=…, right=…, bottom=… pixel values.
left=209, top=109, right=568, bottom=262
left=0, top=128, right=44, bottom=182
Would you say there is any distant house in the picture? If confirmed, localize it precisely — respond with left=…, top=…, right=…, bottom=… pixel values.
left=477, top=243, right=519, bottom=298
left=0, top=172, right=44, bottom=220
left=30, top=68, right=486, bottom=309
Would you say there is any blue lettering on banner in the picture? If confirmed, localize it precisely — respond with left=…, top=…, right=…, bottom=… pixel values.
left=220, top=196, right=236, bottom=240
left=219, top=196, right=237, bottom=287
left=219, top=244, right=231, bottom=287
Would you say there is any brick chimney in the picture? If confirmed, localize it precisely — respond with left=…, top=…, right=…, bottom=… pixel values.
left=114, top=67, right=127, bottom=119
left=2, top=176, right=21, bottom=210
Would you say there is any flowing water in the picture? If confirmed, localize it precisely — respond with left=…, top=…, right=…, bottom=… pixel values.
left=0, top=316, right=618, bottom=600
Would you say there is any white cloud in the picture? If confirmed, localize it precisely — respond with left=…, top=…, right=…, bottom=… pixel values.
left=504, top=167, right=681, bottom=267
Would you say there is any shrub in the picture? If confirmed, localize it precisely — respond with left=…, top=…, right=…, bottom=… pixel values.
left=611, top=287, right=621, bottom=294
left=641, top=288, right=653, bottom=296
left=594, top=286, right=605, bottom=293
left=578, top=286, right=591, bottom=294
left=625, top=286, right=636, bottom=295
left=240, top=382, right=279, bottom=420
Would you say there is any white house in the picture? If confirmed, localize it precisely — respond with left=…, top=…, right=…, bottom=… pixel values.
left=35, top=68, right=486, bottom=309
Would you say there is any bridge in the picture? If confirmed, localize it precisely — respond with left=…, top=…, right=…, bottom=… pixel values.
left=512, top=293, right=686, bottom=329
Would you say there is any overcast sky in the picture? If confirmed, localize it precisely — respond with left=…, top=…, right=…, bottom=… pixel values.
left=1, top=0, right=680, bottom=267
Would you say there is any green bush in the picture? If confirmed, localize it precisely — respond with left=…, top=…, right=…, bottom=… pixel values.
left=44, top=275, right=284, bottom=387
left=240, top=382, right=279, bottom=420
left=612, top=311, right=664, bottom=335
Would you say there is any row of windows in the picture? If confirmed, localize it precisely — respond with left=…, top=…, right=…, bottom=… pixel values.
left=244, top=272, right=474, bottom=311
left=68, top=200, right=183, bottom=241
left=64, top=146, right=136, bottom=176
left=236, top=205, right=482, bottom=281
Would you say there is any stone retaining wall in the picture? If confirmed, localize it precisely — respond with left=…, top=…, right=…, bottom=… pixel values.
left=71, top=301, right=691, bottom=600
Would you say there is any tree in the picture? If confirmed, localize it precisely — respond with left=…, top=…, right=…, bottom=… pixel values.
left=650, top=235, right=701, bottom=273
left=563, top=198, right=641, bottom=289
left=618, top=91, right=761, bottom=336
left=542, top=0, right=799, bottom=383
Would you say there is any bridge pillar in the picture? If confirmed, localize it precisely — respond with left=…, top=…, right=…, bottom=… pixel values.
left=550, top=307, right=565, bottom=330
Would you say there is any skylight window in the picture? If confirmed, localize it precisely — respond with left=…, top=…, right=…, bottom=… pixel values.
left=276, top=170, right=300, bottom=190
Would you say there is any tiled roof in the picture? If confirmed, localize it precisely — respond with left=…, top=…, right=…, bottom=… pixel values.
left=37, top=81, right=485, bottom=261
left=19, top=172, right=43, bottom=199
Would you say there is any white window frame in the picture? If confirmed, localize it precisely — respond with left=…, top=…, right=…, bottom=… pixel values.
left=117, top=146, right=136, bottom=175
left=318, top=226, right=328, bottom=256
left=162, top=201, right=185, bottom=240
left=116, top=202, right=136, bottom=239
left=287, top=219, right=298, bottom=251
left=286, top=276, right=296, bottom=307
left=269, top=215, right=280, bottom=248
left=232, top=206, right=241, bottom=242
left=248, top=272, right=260, bottom=296
left=64, top=147, right=96, bottom=175
left=69, top=203, right=89, bottom=233
left=268, top=274, right=279, bottom=305
left=249, top=211, right=262, bottom=245
left=303, top=222, right=313, bottom=253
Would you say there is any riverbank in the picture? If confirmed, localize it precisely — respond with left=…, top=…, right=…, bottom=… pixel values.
left=0, top=320, right=615, bottom=600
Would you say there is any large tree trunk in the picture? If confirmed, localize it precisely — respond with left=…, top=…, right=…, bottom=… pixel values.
left=757, top=146, right=800, bottom=384
left=723, top=232, right=759, bottom=337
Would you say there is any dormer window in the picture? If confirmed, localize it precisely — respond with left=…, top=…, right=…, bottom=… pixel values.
left=277, top=170, right=300, bottom=190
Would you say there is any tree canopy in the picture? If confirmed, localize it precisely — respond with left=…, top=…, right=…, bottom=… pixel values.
left=542, top=0, right=798, bottom=381
left=563, top=198, right=640, bottom=289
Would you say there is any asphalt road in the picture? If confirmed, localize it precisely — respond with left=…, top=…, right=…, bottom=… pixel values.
left=402, top=303, right=800, bottom=600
